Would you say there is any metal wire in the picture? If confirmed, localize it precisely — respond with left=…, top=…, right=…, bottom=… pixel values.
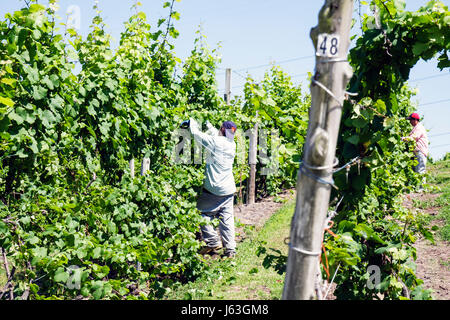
left=311, top=78, right=343, bottom=107
left=299, top=164, right=338, bottom=189
left=288, top=242, right=322, bottom=256
left=301, top=157, right=339, bottom=171
left=332, top=156, right=361, bottom=173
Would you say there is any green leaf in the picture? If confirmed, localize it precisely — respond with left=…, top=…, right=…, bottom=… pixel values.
left=16, top=149, right=28, bottom=158
left=88, top=99, right=100, bottom=116
left=352, top=117, right=368, bottom=128
left=149, top=106, right=160, bottom=121
left=343, top=142, right=358, bottom=158
left=29, top=4, right=46, bottom=12
left=354, top=223, right=386, bottom=244
left=49, top=95, right=64, bottom=111
left=20, top=216, right=31, bottom=225
left=107, top=221, right=116, bottom=233
left=15, top=106, right=27, bottom=119
left=87, top=126, right=96, bottom=137
left=374, top=99, right=386, bottom=114
left=157, top=18, right=166, bottom=27
left=383, top=117, right=395, bottom=128
left=137, top=11, right=147, bottom=20
left=8, top=110, right=24, bottom=125
left=354, top=223, right=373, bottom=239
left=93, top=264, right=110, bottom=279
left=24, top=65, right=39, bottom=84
left=412, top=42, right=428, bottom=56
left=42, top=76, right=54, bottom=90
left=171, top=12, right=180, bottom=20
left=32, top=29, right=41, bottom=40
left=32, top=86, right=48, bottom=100
left=0, top=221, right=8, bottom=234
left=76, top=247, right=87, bottom=259
left=54, top=268, right=70, bottom=283
left=31, top=247, right=48, bottom=264
left=91, top=281, right=105, bottom=299
left=0, top=116, right=10, bottom=131
left=0, top=96, right=14, bottom=107
left=41, top=110, right=56, bottom=127
left=347, top=135, right=360, bottom=145
left=1, top=78, right=16, bottom=87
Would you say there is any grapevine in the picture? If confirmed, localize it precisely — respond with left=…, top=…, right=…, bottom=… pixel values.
left=0, top=1, right=310, bottom=299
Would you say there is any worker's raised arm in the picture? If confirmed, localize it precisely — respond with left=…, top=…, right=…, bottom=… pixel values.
left=205, top=121, right=219, bottom=136
left=189, top=118, right=216, bottom=153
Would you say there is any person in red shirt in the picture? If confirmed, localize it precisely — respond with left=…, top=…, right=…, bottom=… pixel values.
left=402, top=113, right=429, bottom=174
left=402, top=113, right=429, bottom=191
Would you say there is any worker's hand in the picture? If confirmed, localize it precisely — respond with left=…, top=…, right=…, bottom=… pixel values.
left=179, top=120, right=190, bottom=129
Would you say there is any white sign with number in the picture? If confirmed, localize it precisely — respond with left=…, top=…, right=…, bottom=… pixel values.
left=316, top=34, right=340, bottom=57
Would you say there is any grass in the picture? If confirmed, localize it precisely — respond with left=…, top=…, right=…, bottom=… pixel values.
left=422, top=158, right=450, bottom=241
left=165, top=200, right=296, bottom=300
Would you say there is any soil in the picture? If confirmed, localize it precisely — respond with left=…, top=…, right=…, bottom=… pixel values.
left=233, top=189, right=449, bottom=300
left=234, top=189, right=296, bottom=228
left=233, top=189, right=296, bottom=243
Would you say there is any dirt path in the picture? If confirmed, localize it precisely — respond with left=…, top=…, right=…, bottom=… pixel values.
left=233, top=189, right=296, bottom=244
left=234, top=189, right=296, bottom=228
left=233, top=189, right=449, bottom=300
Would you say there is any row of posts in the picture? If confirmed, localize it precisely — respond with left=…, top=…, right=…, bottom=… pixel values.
left=224, top=68, right=258, bottom=205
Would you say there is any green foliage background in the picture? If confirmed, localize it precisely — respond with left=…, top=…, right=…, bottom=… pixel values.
left=0, top=0, right=309, bottom=299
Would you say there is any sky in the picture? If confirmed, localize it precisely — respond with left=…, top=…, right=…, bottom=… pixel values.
left=1, top=0, right=449, bottom=159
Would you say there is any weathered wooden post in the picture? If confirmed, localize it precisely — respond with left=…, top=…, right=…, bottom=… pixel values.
left=224, top=68, right=232, bottom=104
left=282, top=0, right=354, bottom=300
left=140, top=158, right=150, bottom=176
left=247, top=112, right=258, bottom=205
left=129, top=158, right=135, bottom=178
left=135, top=157, right=150, bottom=272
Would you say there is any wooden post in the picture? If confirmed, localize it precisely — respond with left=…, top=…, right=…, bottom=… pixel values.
left=235, top=130, right=246, bottom=205
left=247, top=112, right=258, bottom=205
left=136, top=157, right=150, bottom=272
left=224, top=68, right=231, bottom=104
left=140, top=158, right=150, bottom=176
left=1, top=248, right=14, bottom=300
left=282, top=0, right=354, bottom=300
left=129, top=158, right=135, bottom=178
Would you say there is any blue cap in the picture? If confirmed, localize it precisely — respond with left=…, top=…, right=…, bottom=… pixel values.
left=222, top=121, right=237, bottom=139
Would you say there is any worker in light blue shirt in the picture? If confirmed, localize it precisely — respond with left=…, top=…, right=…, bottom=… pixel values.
left=189, top=119, right=237, bottom=258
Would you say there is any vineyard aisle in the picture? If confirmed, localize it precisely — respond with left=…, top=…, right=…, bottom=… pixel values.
left=182, top=159, right=450, bottom=300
